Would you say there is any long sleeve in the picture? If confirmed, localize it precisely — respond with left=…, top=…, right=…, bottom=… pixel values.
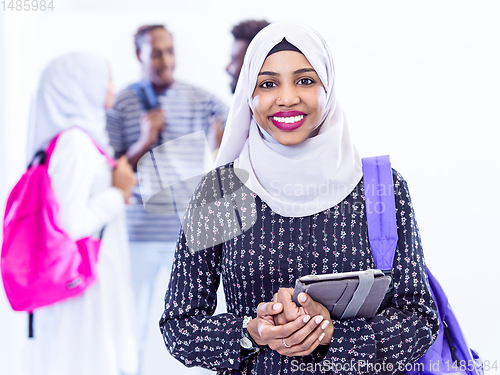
left=159, top=169, right=244, bottom=371
left=48, top=128, right=125, bottom=240
left=320, top=170, right=439, bottom=373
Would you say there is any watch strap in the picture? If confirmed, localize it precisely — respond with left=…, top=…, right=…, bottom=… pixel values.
left=240, top=327, right=261, bottom=357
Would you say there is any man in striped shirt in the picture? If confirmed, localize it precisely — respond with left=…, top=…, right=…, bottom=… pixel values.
left=106, top=24, right=228, bottom=373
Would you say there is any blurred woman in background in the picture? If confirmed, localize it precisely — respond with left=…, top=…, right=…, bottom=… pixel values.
left=25, top=52, right=138, bottom=375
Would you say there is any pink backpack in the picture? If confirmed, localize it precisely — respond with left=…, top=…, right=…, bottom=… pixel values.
left=1, top=129, right=116, bottom=313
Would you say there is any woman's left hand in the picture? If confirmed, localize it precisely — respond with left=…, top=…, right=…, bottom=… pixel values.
left=297, top=292, right=334, bottom=346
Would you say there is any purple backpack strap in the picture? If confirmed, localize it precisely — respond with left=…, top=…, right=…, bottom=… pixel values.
left=363, top=156, right=484, bottom=374
left=362, top=155, right=398, bottom=271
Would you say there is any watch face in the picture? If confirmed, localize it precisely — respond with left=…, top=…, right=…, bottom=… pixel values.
left=240, top=336, right=253, bottom=349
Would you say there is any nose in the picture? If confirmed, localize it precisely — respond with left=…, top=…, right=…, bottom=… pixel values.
left=161, top=52, right=169, bottom=66
left=277, top=84, right=300, bottom=106
left=161, top=51, right=175, bottom=68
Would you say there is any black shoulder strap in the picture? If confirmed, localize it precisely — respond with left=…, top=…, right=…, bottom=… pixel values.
left=28, top=312, right=34, bottom=338
left=128, top=80, right=163, bottom=147
left=128, top=80, right=159, bottom=111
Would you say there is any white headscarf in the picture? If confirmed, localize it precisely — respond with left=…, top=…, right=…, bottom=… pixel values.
left=26, top=52, right=110, bottom=161
left=215, top=21, right=362, bottom=217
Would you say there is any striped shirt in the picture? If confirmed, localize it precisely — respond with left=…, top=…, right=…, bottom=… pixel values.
left=106, top=81, right=228, bottom=242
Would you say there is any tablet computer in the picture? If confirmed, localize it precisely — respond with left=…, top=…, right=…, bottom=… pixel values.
left=292, top=269, right=391, bottom=320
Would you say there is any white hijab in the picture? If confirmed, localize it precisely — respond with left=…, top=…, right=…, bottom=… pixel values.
left=26, top=52, right=110, bottom=162
left=215, top=21, right=362, bottom=217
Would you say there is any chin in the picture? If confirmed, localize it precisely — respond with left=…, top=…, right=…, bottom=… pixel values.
left=155, top=78, right=174, bottom=89
left=274, top=135, right=306, bottom=146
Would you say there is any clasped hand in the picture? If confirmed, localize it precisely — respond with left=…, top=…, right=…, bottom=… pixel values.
left=246, top=289, right=334, bottom=357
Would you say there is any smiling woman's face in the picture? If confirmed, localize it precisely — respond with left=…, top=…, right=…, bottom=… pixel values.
left=252, top=50, right=327, bottom=146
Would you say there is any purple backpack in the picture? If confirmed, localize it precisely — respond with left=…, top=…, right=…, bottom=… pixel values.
left=1, top=129, right=115, bottom=314
left=362, top=155, right=483, bottom=375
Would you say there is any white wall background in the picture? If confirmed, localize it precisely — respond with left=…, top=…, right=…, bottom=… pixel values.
left=1, top=0, right=499, bottom=373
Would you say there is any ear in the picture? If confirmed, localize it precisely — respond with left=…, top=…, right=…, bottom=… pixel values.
left=136, top=49, right=142, bottom=63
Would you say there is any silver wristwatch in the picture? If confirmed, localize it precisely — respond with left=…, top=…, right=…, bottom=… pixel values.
left=240, top=316, right=260, bottom=355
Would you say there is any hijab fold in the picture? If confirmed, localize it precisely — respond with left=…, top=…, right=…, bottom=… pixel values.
left=217, top=21, right=363, bottom=217
left=26, top=52, right=110, bottom=162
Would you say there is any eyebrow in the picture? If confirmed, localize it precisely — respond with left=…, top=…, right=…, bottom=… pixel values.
left=294, top=68, right=316, bottom=75
left=258, top=68, right=317, bottom=76
left=258, top=71, right=279, bottom=77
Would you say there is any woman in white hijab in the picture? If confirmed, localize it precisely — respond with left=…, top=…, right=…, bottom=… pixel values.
left=25, top=52, right=138, bottom=375
left=160, top=21, right=438, bottom=374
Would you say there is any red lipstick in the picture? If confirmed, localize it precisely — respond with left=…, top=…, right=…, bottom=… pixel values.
left=269, top=111, right=307, bottom=131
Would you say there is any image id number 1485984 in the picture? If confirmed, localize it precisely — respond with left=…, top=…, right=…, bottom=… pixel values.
left=2, top=0, right=54, bottom=11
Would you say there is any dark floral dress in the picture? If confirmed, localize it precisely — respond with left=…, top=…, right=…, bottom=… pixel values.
left=160, top=163, right=438, bottom=374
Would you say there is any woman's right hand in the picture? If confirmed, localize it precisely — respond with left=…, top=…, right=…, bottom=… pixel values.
left=112, top=156, right=136, bottom=204
left=272, top=288, right=305, bottom=326
left=246, top=302, right=327, bottom=357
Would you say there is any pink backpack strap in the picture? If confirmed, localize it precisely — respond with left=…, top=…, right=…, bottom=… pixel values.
left=44, top=128, right=116, bottom=168
left=44, top=132, right=63, bottom=160
left=89, top=138, right=116, bottom=168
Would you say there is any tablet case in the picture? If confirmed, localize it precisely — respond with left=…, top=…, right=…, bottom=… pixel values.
left=292, top=269, right=391, bottom=320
